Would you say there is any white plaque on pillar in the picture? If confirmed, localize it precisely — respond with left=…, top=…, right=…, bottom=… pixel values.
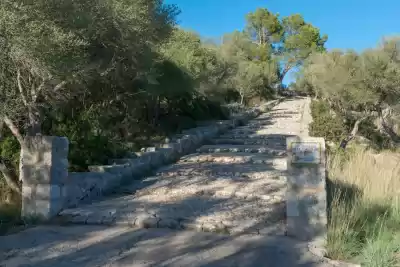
left=290, top=142, right=321, bottom=164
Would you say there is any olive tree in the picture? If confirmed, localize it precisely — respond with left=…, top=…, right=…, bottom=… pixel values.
left=219, top=31, right=279, bottom=104
left=0, top=0, right=178, bottom=193
left=301, top=38, right=400, bottom=148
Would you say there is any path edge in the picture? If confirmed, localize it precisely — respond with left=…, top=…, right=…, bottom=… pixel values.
left=300, top=97, right=361, bottom=267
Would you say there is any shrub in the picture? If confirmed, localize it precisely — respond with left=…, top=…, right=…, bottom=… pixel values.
left=309, top=100, right=348, bottom=142
left=0, top=132, right=20, bottom=199
left=0, top=134, right=20, bottom=168
left=44, top=112, right=128, bottom=172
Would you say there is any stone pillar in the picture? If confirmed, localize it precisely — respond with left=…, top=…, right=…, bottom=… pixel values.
left=286, top=137, right=327, bottom=242
left=20, top=136, right=69, bottom=220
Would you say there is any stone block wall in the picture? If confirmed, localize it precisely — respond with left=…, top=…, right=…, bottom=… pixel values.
left=286, top=137, right=327, bottom=241
left=21, top=100, right=280, bottom=218
left=20, top=136, right=69, bottom=219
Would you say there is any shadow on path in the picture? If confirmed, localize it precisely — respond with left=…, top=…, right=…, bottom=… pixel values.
left=0, top=98, right=334, bottom=267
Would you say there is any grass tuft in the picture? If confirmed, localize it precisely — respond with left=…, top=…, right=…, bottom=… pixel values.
left=327, top=146, right=400, bottom=266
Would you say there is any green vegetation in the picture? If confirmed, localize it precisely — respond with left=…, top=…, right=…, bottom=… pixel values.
left=0, top=3, right=398, bottom=266
left=0, top=3, right=326, bottom=191
left=327, top=148, right=400, bottom=266
left=298, top=38, right=400, bottom=266
left=309, top=100, right=348, bottom=142
left=295, top=38, right=400, bottom=149
left=0, top=3, right=326, bottom=232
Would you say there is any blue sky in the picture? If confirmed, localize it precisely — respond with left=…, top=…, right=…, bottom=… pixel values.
left=165, top=0, right=400, bottom=83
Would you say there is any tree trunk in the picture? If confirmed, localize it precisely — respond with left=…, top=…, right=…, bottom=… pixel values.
left=0, top=160, right=21, bottom=194
left=240, top=93, right=244, bottom=105
left=0, top=119, right=22, bottom=194
left=3, top=117, right=24, bottom=147
left=28, top=106, right=42, bottom=136
left=339, top=117, right=367, bottom=150
left=376, top=108, right=400, bottom=144
left=279, top=65, right=292, bottom=86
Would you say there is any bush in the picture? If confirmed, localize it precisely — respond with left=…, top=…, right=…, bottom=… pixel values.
left=43, top=111, right=128, bottom=172
left=68, top=134, right=127, bottom=172
left=309, top=100, right=348, bottom=142
left=0, top=134, right=20, bottom=168
left=0, top=131, right=20, bottom=196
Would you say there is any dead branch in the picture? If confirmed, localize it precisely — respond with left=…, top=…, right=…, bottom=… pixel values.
left=17, top=69, right=28, bottom=107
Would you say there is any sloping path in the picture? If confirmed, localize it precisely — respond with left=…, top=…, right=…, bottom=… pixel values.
left=55, top=98, right=305, bottom=235
left=0, top=98, right=356, bottom=267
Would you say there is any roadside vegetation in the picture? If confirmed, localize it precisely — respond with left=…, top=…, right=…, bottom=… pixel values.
left=297, top=38, right=400, bottom=266
left=1, top=2, right=399, bottom=266
left=327, top=147, right=400, bottom=266
left=0, top=2, right=326, bottom=233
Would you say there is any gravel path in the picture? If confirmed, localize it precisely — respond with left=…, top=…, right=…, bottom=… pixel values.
left=56, top=98, right=306, bottom=235
left=0, top=225, right=356, bottom=267
left=0, top=98, right=359, bottom=266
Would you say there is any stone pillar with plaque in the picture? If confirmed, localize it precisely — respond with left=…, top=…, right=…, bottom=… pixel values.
left=286, top=137, right=327, bottom=242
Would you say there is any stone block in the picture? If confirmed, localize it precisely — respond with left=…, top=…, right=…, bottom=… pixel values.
left=20, top=136, right=69, bottom=219
left=65, top=171, right=125, bottom=207
left=108, top=158, right=132, bottom=165
left=22, top=197, right=64, bottom=220
left=132, top=162, right=151, bottom=177
left=89, top=164, right=133, bottom=184
left=35, top=184, right=62, bottom=200
left=158, top=148, right=175, bottom=163
left=102, top=173, right=122, bottom=189
left=20, top=136, right=69, bottom=185
left=163, top=142, right=182, bottom=157
left=177, top=138, right=190, bottom=154
left=148, top=151, right=163, bottom=168
left=286, top=136, right=327, bottom=242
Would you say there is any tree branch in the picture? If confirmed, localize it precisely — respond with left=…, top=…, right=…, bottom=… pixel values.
left=17, top=69, right=29, bottom=107
left=339, top=116, right=369, bottom=149
left=53, top=80, right=67, bottom=92
left=3, top=116, right=24, bottom=146
left=32, top=80, right=45, bottom=103
left=280, top=63, right=295, bottom=81
left=0, top=120, right=21, bottom=194
left=0, top=160, right=21, bottom=194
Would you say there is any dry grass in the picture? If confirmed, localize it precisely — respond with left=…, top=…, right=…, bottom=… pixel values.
left=327, top=147, right=400, bottom=266
left=330, top=148, right=400, bottom=201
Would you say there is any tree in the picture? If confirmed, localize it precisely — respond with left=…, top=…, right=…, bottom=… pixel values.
left=219, top=31, right=279, bottom=104
left=0, top=0, right=178, bottom=193
left=245, top=8, right=327, bottom=85
left=233, top=61, right=278, bottom=104
left=300, top=37, right=400, bottom=148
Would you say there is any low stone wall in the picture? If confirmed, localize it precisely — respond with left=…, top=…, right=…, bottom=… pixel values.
left=40, top=100, right=279, bottom=216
